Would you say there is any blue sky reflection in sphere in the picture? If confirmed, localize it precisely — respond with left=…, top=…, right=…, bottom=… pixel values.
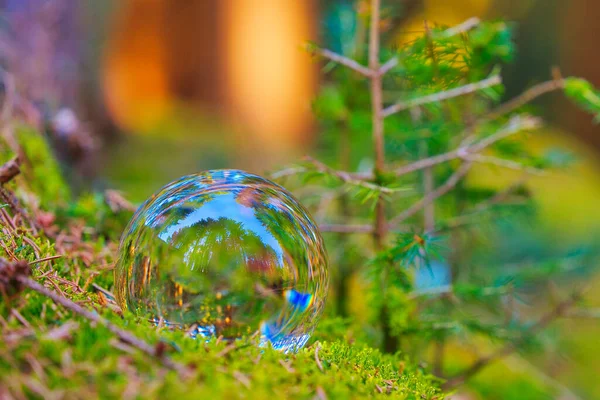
left=115, top=170, right=329, bottom=352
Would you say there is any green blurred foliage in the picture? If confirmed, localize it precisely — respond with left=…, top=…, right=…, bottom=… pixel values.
left=15, top=127, right=71, bottom=207
left=278, top=4, right=600, bottom=399
left=564, top=77, right=600, bottom=123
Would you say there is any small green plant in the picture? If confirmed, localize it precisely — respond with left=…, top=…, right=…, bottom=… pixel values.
left=276, top=0, right=600, bottom=393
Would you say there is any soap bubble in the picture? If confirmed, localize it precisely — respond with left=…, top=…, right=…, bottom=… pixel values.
left=114, top=170, right=329, bottom=352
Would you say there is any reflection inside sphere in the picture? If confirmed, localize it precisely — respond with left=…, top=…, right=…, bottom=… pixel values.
left=115, top=170, right=329, bottom=352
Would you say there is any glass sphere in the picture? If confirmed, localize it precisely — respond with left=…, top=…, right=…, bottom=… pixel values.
left=114, top=170, right=329, bottom=351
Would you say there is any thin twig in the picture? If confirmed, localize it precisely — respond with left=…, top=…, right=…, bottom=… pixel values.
left=28, top=255, right=63, bottom=265
left=315, top=343, right=324, bottom=372
left=23, top=276, right=187, bottom=373
left=0, top=186, right=38, bottom=234
left=0, top=157, right=20, bottom=184
left=443, top=17, right=481, bottom=37
left=382, top=75, right=501, bottom=118
left=321, top=120, right=538, bottom=234
left=436, top=178, right=529, bottom=232
left=464, top=154, right=547, bottom=176
left=389, top=162, right=473, bottom=227
left=311, top=47, right=374, bottom=77
left=483, top=79, right=566, bottom=122
left=348, top=115, right=541, bottom=181
left=0, top=259, right=187, bottom=374
left=304, top=156, right=403, bottom=194
left=319, top=224, right=374, bottom=234
left=379, top=57, right=398, bottom=75
left=443, top=290, right=584, bottom=390
left=469, top=115, right=542, bottom=152
left=270, top=166, right=307, bottom=180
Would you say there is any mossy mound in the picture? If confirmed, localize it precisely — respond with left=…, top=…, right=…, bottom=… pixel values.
left=0, top=129, right=444, bottom=399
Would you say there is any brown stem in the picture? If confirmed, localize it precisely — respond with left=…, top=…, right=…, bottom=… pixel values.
left=368, top=0, right=397, bottom=354
left=0, top=157, right=21, bottom=184
left=369, top=0, right=386, bottom=250
left=369, top=0, right=384, bottom=177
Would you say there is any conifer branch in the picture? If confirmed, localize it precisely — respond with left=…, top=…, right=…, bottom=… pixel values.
left=379, top=57, right=399, bottom=75
left=304, top=156, right=402, bottom=194
left=443, top=17, right=481, bottom=37
left=346, top=114, right=541, bottom=182
left=464, top=154, right=547, bottom=175
left=311, top=117, right=541, bottom=234
left=382, top=75, right=501, bottom=118
left=310, top=47, right=374, bottom=77
left=389, top=162, right=473, bottom=228
left=390, top=114, right=541, bottom=177
left=483, top=78, right=566, bottom=122
left=435, top=178, right=529, bottom=232
left=387, top=116, right=540, bottom=228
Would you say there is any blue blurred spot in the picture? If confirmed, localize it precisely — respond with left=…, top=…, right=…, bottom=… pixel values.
left=285, top=289, right=313, bottom=311
left=415, top=261, right=451, bottom=290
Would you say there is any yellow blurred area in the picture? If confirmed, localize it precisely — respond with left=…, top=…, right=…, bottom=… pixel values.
left=225, top=0, right=316, bottom=151
left=469, top=129, right=600, bottom=241
left=102, top=0, right=316, bottom=163
left=396, top=0, right=492, bottom=44
left=394, top=0, right=600, bottom=238
left=421, top=0, right=492, bottom=23
left=103, top=0, right=172, bottom=134
left=397, top=0, right=535, bottom=43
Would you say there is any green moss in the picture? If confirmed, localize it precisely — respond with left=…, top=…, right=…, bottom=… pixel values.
left=16, top=126, right=71, bottom=207
left=0, top=127, right=443, bottom=399
left=0, top=292, right=443, bottom=399
left=56, top=192, right=133, bottom=238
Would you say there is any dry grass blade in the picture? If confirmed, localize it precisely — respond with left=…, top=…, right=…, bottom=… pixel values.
left=315, top=343, right=324, bottom=372
left=0, top=258, right=187, bottom=375
left=29, top=255, right=64, bottom=265
left=233, top=371, right=251, bottom=389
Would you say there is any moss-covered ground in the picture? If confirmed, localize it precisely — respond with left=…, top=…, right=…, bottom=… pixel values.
left=0, top=129, right=444, bottom=399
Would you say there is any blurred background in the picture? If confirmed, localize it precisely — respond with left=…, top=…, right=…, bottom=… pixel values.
left=2, top=0, right=600, bottom=398
left=1, top=0, right=599, bottom=198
